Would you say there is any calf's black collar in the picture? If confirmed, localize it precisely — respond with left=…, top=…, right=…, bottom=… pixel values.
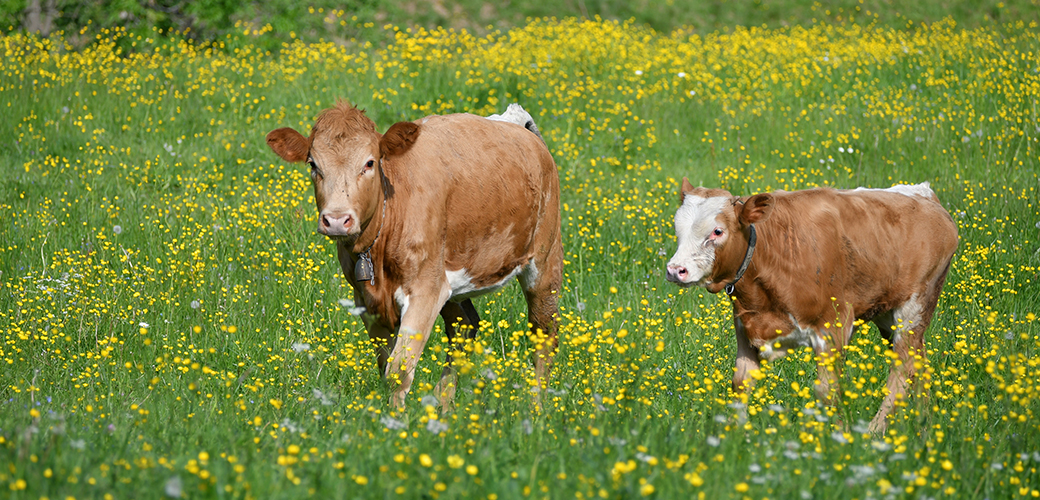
left=724, top=224, right=756, bottom=296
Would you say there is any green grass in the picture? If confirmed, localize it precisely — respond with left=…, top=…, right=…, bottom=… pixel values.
left=0, top=15, right=1038, bottom=500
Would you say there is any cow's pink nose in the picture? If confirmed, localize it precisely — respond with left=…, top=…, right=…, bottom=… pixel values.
left=666, top=264, right=688, bottom=282
left=319, top=213, right=353, bottom=235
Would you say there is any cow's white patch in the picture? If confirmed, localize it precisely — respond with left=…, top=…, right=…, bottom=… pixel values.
left=667, top=194, right=730, bottom=285
left=518, top=261, right=540, bottom=290
left=446, top=266, right=524, bottom=301
left=394, top=287, right=410, bottom=319
left=851, top=182, right=933, bottom=199
left=890, top=292, right=925, bottom=344
left=486, top=103, right=533, bottom=128
left=758, top=316, right=826, bottom=361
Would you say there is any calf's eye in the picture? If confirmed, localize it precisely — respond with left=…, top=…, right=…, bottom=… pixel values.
left=713, top=228, right=724, bottom=236
left=364, top=159, right=375, bottom=171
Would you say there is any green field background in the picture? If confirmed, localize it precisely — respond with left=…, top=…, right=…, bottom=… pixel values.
left=0, top=2, right=1038, bottom=499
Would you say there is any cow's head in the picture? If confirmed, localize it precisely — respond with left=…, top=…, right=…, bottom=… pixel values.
left=266, top=102, right=419, bottom=241
left=666, top=178, right=773, bottom=293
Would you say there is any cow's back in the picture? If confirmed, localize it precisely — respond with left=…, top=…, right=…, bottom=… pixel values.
left=388, top=113, right=559, bottom=279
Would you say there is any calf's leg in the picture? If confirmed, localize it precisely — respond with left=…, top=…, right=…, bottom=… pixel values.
left=732, top=316, right=761, bottom=394
left=813, top=303, right=854, bottom=421
left=870, top=291, right=938, bottom=433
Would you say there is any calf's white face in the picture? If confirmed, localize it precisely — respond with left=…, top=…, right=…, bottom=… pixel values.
left=666, top=190, right=730, bottom=287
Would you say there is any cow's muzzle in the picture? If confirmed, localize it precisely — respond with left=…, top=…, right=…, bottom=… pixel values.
left=318, top=211, right=356, bottom=238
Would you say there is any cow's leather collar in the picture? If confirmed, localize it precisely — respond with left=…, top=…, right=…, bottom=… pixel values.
left=724, top=224, right=756, bottom=296
left=353, top=160, right=388, bottom=284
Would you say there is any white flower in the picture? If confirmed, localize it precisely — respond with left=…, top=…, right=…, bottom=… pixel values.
left=113, top=225, right=122, bottom=235
left=635, top=70, right=643, bottom=75
left=164, top=476, right=182, bottom=498
left=380, top=415, right=406, bottom=430
left=338, top=298, right=366, bottom=316
left=139, top=322, right=150, bottom=328
left=677, top=72, right=686, bottom=78
left=312, top=389, right=333, bottom=406
left=426, top=419, right=448, bottom=434
left=292, top=343, right=310, bottom=353
left=706, top=435, right=720, bottom=447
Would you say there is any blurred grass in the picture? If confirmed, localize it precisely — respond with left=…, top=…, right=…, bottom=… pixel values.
left=3, top=0, right=1040, bottom=51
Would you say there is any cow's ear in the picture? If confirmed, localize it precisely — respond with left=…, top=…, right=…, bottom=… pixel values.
left=380, top=121, right=420, bottom=158
left=267, top=127, right=310, bottom=163
left=680, top=177, right=695, bottom=204
left=739, top=193, right=774, bottom=225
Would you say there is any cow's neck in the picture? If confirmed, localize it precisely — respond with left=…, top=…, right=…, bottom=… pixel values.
left=351, top=172, right=388, bottom=256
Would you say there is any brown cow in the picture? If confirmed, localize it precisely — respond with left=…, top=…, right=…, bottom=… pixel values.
left=665, top=180, right=957, bottom=432
left=267, top=102, right=562, bottom=408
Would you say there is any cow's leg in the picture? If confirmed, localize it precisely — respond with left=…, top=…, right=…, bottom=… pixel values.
left=732, top=316, right=761, bottom=394
left=433, top=299, right=481, bottom=410
left=870, top=290, right=937, bottom=433
left=386, top=281, right=452, bottom=409
left=519, top=255, right=562, bottom=390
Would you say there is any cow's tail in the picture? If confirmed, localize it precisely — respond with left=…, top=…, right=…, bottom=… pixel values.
left=487, top=103, right=544, bottom=143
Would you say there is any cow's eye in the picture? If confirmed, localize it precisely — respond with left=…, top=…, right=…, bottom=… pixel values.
left=308, top=159, right=320, bottom=176
left=713, top=228, right=724, bottom=237
left=364, top=159, right=375, bottom=171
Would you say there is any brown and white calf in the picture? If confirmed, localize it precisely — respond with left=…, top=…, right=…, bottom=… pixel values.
left=666, top=180, right=957, bottom=432
left=267, top=102, right=562, bottom=408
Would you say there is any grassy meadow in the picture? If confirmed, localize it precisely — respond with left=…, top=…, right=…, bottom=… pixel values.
left=1, top=14, right=1039, bottom=499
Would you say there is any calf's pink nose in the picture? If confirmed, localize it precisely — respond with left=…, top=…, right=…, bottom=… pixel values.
left=666, top=264, right=688, bottom=282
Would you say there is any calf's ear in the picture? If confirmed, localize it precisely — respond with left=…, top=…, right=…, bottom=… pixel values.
left=380, top=121, right=420, bottom=158
left=679, top=177, right=695, bottom=204
left=739, top=193, right=774, bottom=225
left=266, top=128, right=310, bottom=163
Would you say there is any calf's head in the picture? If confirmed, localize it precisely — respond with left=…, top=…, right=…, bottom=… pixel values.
left=266, top=102, right=419, bottom=240
left=666, top=178, right=773, bottom=293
